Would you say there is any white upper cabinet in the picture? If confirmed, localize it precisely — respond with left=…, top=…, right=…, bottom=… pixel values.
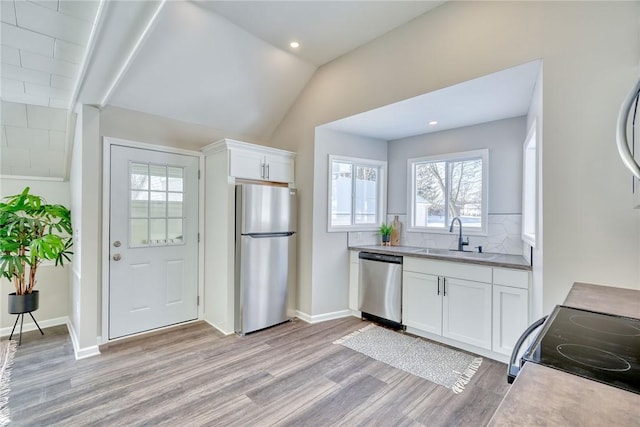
left=204, top=139, right=295, bottom=184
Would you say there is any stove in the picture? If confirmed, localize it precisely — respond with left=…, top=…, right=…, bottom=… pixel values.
left=523, top=305, right=640, bottom=394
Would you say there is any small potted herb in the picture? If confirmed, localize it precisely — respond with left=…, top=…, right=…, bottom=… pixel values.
left=379, top=223, right=393, bottom=246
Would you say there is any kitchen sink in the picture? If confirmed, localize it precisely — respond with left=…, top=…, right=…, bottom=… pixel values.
left=412, top=248, right=498, bottom=260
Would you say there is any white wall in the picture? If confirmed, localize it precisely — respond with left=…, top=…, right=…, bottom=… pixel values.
left=269, top=1, right=640, bottom=316
left=388, top=117, right=526, bottom=215
left=309, top=127, right=388, bottom=317
left=0, top=178, right=70, bottom=332
left=527, top=67, right=544, bottom=320
left=100, top=106, right=264, bottom=150
left=68, top=104, right=101, bottom=358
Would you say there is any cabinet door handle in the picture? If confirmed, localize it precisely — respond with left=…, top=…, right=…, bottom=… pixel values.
left=266, top=163, right=270, bottom=179
left=437, top=276, right=440, bottom=295
left=443, top=277, right=446, bottom=296
left=261, top=163, right=265, bottom=179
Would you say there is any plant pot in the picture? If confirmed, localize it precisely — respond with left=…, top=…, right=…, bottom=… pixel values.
left=8, top=291, right=39, bottom=314
left=381, top=235, right=391, bottom=246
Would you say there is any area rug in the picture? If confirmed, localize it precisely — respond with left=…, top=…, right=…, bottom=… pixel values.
left=0, top=340, right=17, bottom=427
left=334, top=324, right=482, bottom=393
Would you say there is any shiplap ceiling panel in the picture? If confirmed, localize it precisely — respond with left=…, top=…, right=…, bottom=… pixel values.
left=1, top=101, right=28, bottom=127
left=0, top=0, right=17, bottom=25
left=1, top=45, right=20, bottom=65
left=26, top=104, right=67, bottom=130
left=0, top=0, right=99, bottom=178
left=14, top=0, right=92, bottom=46
left=1, top=22, right=55, bottom=56
left=54, top=39, right=84, bottom=63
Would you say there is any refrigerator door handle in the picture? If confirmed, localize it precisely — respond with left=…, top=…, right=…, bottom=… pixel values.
left=244, top=232, right=295, bottom=238
left=507, top=315, right=548, bottom=384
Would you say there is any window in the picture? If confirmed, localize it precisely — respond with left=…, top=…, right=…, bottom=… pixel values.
left=408, top=149, right=488, bottom=234
left=522, top=122, right=537, bottom=247
left=328, top=155, right=386, bottom=231
left=129, top=162, right=185, bottom=247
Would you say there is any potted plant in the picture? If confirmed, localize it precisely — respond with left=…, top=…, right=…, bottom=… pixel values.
left=0, top=187, right=72, bottom=341
left=379, top=223, right=393, bottom=246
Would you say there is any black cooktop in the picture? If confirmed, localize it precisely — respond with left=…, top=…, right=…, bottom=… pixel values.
left=523, top=305, right=640, bottom=394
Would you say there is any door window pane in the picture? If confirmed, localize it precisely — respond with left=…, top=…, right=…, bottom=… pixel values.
left=168, top=167, right=183, bottom=191
left=130, top=191, right=149, bottom=217
left=150, top=191, right=167, bottom=218
left=168, top=218, right=183, bottom=243
left=168, top=192, right=183, bottom=217
left=150, top=219, right=166, bottom=244
left=131, top=163, right=148, bottom=190
left=149, top=165, right=167, bottom=191
left=130, top=219, right=148, bottom=246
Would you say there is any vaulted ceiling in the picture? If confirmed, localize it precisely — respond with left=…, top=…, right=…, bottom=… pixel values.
left=1, top=0, right=444, bottom=179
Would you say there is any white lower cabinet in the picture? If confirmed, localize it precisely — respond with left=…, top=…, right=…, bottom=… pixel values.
left=442, top=277, right=492, bottom=350
left=403, top=266, right=492, bottom=351
left=492, top=284, right=529, bottom=356
left=402, top=257, right=529, bottom=360
left=402, top=272, right=442, bottom=334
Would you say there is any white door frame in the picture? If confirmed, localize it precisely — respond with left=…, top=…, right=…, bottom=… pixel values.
left=101, top=136, right=205, bottom=344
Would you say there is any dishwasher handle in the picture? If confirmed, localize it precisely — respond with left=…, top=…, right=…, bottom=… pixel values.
left=358, top=252, right=403, bottom=264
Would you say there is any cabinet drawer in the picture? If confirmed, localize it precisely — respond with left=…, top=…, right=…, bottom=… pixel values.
left=404, top=257, right=492, bottom=283
left=493, top=268, right=529, bottom=289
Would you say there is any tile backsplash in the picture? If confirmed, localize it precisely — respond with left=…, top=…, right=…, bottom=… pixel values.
left=348, top=214, right=524, bottom=255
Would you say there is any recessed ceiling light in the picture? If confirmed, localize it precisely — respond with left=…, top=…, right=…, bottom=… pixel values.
left=429, top=120, right=438, bottom=126
left=290, top=41, right=300, bottom=49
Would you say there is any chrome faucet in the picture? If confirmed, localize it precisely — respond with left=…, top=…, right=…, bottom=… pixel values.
left=449, top=216, right=469, bottom=251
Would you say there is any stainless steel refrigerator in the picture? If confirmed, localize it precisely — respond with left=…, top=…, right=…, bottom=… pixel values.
left=235, top=184, right=296, bottom=335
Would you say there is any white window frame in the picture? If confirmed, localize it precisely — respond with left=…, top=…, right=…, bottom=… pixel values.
left=407, top=149, right=489, bottom=235
left=521, top=121, right=538, bottom=247
left=327, top=155, right=387, bottom=232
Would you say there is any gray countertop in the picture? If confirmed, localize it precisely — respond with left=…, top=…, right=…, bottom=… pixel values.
left=348, top=244, right=531, bottom=271
left=488, top=282, right=640, bottom=426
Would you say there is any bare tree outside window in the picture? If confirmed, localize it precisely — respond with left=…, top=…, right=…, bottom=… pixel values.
left=412, top=154, right=485, bottom=230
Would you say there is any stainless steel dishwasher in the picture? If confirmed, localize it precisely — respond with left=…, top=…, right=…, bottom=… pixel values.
left=358, top=252, right=403, bottom=328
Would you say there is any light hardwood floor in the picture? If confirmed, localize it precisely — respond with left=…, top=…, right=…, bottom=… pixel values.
left=6, top=317, right=510, bottom=426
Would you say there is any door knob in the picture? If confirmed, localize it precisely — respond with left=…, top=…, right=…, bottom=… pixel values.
left=112, top=254, right=121, bottom=261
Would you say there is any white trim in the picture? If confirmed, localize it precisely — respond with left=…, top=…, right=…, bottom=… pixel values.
left=406, top=149, right=489, bottom=236
left=101, top=136, right=204, bottom=344
left=294, top=309, right=353, bottom=324
left=67, top=319, right=101, bottom=360
left=0, top=316, right=68, bottom=338
left=0, top=175, right=64, bottom=182
left=201, top=138, right=295, bottom=158
left=202, top=319, right=234, bottom=336
left=99, top=0, right=167, bottom=107
left=327, top=155, right=387, bottom=233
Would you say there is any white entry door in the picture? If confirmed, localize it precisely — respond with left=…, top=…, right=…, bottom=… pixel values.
left=109, top=145, right=199, bottom=339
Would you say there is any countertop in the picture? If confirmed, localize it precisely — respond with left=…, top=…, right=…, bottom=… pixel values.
left=488, top=282, right=640, bottom=426
left=348, top=244, right=531, bottom=271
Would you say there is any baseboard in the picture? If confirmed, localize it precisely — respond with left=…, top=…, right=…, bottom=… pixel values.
left=66, top=319, right=101, bottom=360
left=0, top=315, right=68, bottom=338
left=202, top=318, right=234, bottom=336
left=295, top=309, right=353, bottom=324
